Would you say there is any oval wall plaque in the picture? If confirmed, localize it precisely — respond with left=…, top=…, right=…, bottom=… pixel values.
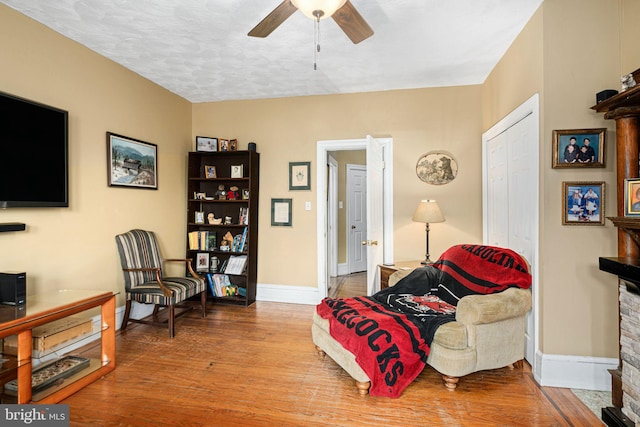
left=416, top=151, right=458, bottom=185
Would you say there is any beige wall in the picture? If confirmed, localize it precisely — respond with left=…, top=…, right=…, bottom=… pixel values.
left=483, top=0, right=630, bottom=358
left=193, top=86, right=484, bottom=287
left=0, top=5, right=192, bottom=306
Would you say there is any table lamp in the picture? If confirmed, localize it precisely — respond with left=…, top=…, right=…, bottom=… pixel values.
left=412, top=199, right=445, bottom=264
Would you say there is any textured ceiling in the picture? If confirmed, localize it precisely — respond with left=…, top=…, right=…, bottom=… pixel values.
left=1, top=0, right=543, bottom=103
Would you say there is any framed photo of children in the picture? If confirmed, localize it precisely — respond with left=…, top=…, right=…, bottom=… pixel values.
left=624, top=178, right=640, bottom=217
left=552, top=128, right=606, bottom=168
left=562, top=181, right=605, bottom=225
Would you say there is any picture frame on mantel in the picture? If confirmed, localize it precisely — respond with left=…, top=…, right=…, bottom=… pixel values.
left=562, top=181, right=604, bottom=225
left=624, top=178, right=640, bottom=217
left=552, top=128, right=606, bottom=168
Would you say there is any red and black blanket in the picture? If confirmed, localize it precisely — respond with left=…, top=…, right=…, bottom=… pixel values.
left=316, top=244, right=532, bottom=398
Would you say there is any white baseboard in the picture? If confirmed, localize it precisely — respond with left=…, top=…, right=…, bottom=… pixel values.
left=534, top=351, right=617, bottom=391
left=337, top=263, right=349, bottom=276
left=256, top=283, right=319, bottom=305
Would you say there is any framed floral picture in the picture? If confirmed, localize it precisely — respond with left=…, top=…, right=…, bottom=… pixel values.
left=624, top=178, right=640, bottom=217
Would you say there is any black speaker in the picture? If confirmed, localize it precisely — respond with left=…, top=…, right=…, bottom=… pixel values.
left=596, top=89, right=618, bottom=103
left=0, top=272, right=26, bottom=306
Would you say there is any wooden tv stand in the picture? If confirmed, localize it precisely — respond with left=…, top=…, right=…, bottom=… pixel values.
left=0, top=290, right=116, bottom=403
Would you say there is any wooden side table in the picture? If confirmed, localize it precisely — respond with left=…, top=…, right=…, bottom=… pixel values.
left=379, top=260, right=424, bottom=289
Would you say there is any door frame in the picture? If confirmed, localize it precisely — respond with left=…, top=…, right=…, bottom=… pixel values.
left=482, top=93, right=539, bottom=374
left=316, top=137, right=394, bottom=301
left=346, top=163, right=367, bottom=274
left=328, top=155, right=338, bottom=278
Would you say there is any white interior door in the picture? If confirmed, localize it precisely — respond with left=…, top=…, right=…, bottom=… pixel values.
left=328, top=156, right=338, bottom=278
left=483, top=94, right=539, bottom=368
left=347, top=164, right=367, bottom=273
left=366, top=135, right=384, bottom=296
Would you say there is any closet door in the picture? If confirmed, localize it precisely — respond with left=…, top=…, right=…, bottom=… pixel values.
left=483, top=96, right=539, bottom=366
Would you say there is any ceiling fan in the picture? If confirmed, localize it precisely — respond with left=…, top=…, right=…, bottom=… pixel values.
left=248, top=0, right=374, bottom=44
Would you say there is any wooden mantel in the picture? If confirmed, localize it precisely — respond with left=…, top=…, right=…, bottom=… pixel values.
left=593, top=73, right=640, bottom=427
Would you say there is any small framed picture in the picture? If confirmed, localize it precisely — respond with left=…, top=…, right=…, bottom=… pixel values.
left=242, top=189, right=249, bottom=200
left=231, top=165, right=244, bottom=178
left=271, top=198, right=292, bottom=226
left=230, top=139, right=238, bottom=151
left=289, top=161, right=311, bottom=190
left=196, top=136, right=218, bottom=152
left=205, top=165, right=217, bottom=179
left=552, top=128, right=606, bottom=168
left=196, top=252, right=210, bottom=272
left=219, top=139, right=230, bottom=151
left=195, top=211, right=205, bottom=224
left=624, top=178, right=640, bottom=217
left=562, top=181, right=604, bottom=225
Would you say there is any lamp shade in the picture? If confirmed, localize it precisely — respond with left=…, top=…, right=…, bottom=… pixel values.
left=412, top=200, right=445, bottom=224
left=291, top=0, right=347, bottom=20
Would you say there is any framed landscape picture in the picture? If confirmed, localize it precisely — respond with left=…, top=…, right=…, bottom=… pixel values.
left=552, top=128, right=606, bottom=168
left=107, top=132, right=157, bottom=189
left=196, top=136, right=217, bottom=152
left=562, top=181, right=604, bottom=225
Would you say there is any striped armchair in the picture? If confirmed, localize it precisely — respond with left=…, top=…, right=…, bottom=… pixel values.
left=115, top=229, right=207, bottom=338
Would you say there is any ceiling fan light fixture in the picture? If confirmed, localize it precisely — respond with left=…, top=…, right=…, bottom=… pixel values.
left=291, top=0, right=347, bottom=20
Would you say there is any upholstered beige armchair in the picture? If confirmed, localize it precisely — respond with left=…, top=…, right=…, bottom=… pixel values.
left=312, top=268, right=532, bottom=393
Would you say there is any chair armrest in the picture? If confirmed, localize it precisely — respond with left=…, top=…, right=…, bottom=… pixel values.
left=455, top=288, right=531, bottom=326
left=164, top=258, right=202, bottom=280
left=123, top=266, right=174, bottom=297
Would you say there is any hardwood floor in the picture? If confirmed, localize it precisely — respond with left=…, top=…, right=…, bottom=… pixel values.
left=329, top=272, right=366, bottom=298
left=63, top=293, right=603, bottom=426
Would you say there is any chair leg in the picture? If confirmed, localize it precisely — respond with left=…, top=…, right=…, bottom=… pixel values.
left=152, top=304, right=161, bottom=321
left=121, top=300, right=132, bottom=331
left=442, top=375, right=459, bottom=390
left=168, top=305, right=175, bottom=338
left=201, top=290, right=207, bottom=318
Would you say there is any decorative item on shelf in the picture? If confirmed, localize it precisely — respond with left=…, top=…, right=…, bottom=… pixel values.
left=196, top=136, right=218, bottom=152
left=621, top=71, right=638, bottom=92
left=623, top=178, right=640, bottom=217
left=289, top=161, right=311, bottom=190
left=207, top=213, right=222, bottom=225
left=242, top=189, right=250, bottom=199
left=194, top=192, right=206, bottom=200
left=215, top=184, right=226, bottom=200
left=230, top=139, right=238, bottom=151
left=224, top=216, right=232, bottom=225
left=227, top=186, right=240, bottom=200
left=107, top=132, right=158, bottom=190
left=552, top=129, right=606, bottom=168
left=195, top=211, right=205, bottom=224
left=209, top=256, right=219, bottom=273
left=196, top=253, right=210, bottom=272
left=220, top=241, right=230, bottom=252
left=416, top=151, right=457, bottom=185
left=596, top=89, right=618, bottom=104
left=223, top=231, right=234, bottom=247
left=219, top=139, right=230, bottom=151
left=238, top=207, right=248, bottom=225
left=248, top=142, right=256, bottom=151
left=412, top=200, right=445, bottom=264
left=562, top=181, right=605, bottom=225
left=205, top=165, right=217, bottom=179
left=231, top=164, right=244, bottom=178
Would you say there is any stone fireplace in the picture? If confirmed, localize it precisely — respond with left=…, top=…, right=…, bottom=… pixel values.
left=619, top=281, right=640, bottom=424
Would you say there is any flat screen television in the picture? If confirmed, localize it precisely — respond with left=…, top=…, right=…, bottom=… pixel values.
left=0, top=91, right=69, bottom=208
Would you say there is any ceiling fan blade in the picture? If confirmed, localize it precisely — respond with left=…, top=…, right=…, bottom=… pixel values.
left=248, top=0, right=298, bottom=38
left=332, top=1, right=374, bottom=44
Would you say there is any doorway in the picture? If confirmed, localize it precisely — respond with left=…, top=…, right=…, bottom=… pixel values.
left=316, top=137, right=394, bottom=301
left=347, top=164, right=367, bottom=274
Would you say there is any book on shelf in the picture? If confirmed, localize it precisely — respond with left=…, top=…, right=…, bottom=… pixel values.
left=212, top=274, right=237, bottom=297
left=224, top=255, right=247, bottom=275
left=205, top=273, right=216, bottom=297
left=189, top=231, right=215, bottom=251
